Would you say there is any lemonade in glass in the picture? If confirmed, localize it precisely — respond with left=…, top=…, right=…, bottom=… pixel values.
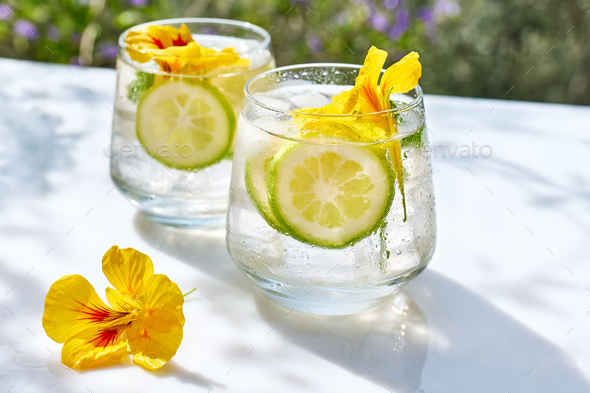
left=227, top=48, right=436, bottom=315
left=110, top=18, right=275, bottom=227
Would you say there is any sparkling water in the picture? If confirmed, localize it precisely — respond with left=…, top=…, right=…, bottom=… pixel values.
left=110, top=34, right=274, bottom=226
left=227, top=82, right=437, bottom=315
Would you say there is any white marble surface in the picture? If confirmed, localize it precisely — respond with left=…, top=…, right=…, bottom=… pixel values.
left=1, top=57, right=589, bottom=393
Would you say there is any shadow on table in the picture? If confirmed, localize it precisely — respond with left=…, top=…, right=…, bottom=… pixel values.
left=150, top=361, right=223, bottom=390
left=134, top=213, right=250, bottom=292
left=134, top=214, right=590, bottom=393
left=0, top=93, right=80, bottom=206
left=255, top=288, right=428, bottom=392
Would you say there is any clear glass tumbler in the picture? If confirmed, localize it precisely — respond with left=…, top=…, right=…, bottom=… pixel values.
left=227, top=64, right=436, bottom=315
left=110, top=18, right=275, bottom=227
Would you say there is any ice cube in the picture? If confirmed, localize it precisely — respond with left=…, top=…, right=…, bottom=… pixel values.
left=289, top=90, right=332, bottom=109
left=251, top=93, right=293, bottom=111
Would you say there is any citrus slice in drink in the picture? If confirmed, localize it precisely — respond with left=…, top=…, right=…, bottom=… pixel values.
left=136, top=80, right=235, bottom=170
left=268, top=143, right=394, bottom=248
left=245, top=143, right=283, bottom=230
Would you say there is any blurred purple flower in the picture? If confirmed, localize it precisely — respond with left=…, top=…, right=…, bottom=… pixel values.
left=383, top=0, right=399, bottom=11
left=306, top=36, right=322, bottom=52
left=417, top=6, right=435, bottom=29
left=387, top=7, right=409, bottom=40
left=13, top=19, right=38, bottom=39
left=201, top=27, right=217, bottom=35
left=99, top=43, right=119, bottom=61
left=417, top=6, right=436, bottom=40
left=434, top=0, right=460, bottom=17
left=71, top=32, right=82, bottom=44
left=128, top=0, right=148, bottom=7
left=369, top=13, right=389, bottom=33
left=47, top=26, right=60, bottom=41
left=0, top=4, right=13, bottom=20
left=69, top=56, right=82, bottom=66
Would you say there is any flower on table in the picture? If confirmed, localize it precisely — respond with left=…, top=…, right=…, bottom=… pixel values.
left=42, top=246, right=186, bottom=371
left=124, top=23, right=249, bottom=75
left=292, top=46, right=421, bottom=220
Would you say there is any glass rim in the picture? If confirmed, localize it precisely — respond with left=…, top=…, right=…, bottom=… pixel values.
left=118, top=17, right=271, bottom=58
left=244, top=63, right=424, bottom=117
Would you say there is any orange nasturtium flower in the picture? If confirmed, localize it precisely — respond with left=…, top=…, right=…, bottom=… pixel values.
left=293, top=46, right=422, bottom=221
left=124, top=23, right=249, bottom=75
left=42, top=246, right=186, bottom=371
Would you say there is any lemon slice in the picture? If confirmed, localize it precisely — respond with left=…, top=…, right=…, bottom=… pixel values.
left=245, top=143, right=283, bottom=230
left=136, top=80, right=235, bottom=170
left=268, top=143, right=394, bottom=248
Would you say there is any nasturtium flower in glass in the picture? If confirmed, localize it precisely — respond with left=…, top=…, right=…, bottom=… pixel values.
left=292, top=46, right=422, bottom=220
left=42, top=246, right=185, bottom=371
left=124, top=23, right=249, bottom=75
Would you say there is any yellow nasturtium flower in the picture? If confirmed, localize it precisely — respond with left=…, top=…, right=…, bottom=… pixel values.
left=124, top=23, right=249, bottom=75
left=293, top=46, right=422, bottom=221
left=42, top=246, right=185, bottom=371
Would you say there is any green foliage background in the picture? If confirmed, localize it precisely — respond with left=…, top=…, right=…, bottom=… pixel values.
left=1, top=0, right=589, bottom=105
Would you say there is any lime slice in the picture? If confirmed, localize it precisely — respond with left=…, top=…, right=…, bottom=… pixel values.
left=245, top=144, right=283, bottom=230
left=136, top=80, right=235, bottom=171
left=268, top=143, right=394, bottom=248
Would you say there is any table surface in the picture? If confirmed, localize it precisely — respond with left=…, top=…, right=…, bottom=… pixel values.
left=1, top=57, right=589, bottom=393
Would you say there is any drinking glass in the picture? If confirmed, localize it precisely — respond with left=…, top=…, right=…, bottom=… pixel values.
left=226, top=64, right=436, bottom=315
left=110, top=18, right=275, bottom=227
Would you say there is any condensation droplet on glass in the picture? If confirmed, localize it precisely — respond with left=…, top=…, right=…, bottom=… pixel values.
left=396, top=249, right=402, bottom=255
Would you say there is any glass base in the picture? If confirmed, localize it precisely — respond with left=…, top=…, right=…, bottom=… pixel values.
left=113, top=179, right=227, bottom=228
left=241, top=266, right=426, bottom=316
left=141, top=211, right=226, bottom=228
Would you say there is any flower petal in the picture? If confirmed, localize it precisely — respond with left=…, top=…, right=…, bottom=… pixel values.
left=356, top=46, right=388, bottom=113
left=105, top=287, right=142, bottom=312
left=142, top=274, right=185, bottom=324
left=42, top=275, right=124, bottom=343
left=124, top=23, right=249, bottom=76
left=380, top=51, right=421, bottom=98
left=61, top=325, right=129, bottom=370
left=126, top=274, right=185, bottom=371
left=128, top=309, right=184, bottom=371
left=102, top=246, right=154, bottom=298
left=362, top=46, right=387, bottom=91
